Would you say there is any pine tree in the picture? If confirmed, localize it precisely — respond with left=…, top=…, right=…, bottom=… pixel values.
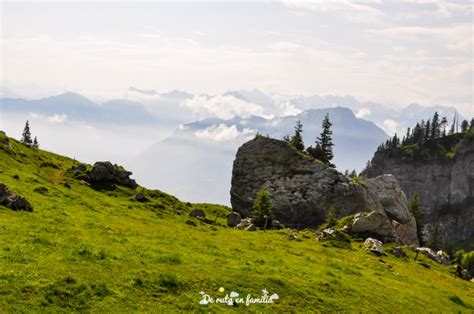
left=317, top=113, right=335, bottom=167
left=289, top=120, right=305, bottom=152
left=32, top=137, right=39, bottom=149
left=424, top=120, right=431, bottom=143
left=460, top=120, right=469, bottom=132
left=324, top=206, right=337, bottom=228
left=21, top=120, right=33, bottom=146
left=430, top=112, right=440, bottom=139
left=349, top=169, right=357, bottom=178
left=470, top=118, right=474, bottom=130
left=449, top=116, right=455, bottom=135
left=251, top=185, right=273, bottom=228
left=408, top=192, right=424, bottom=246
left=440, top=117, right=448, bottom=137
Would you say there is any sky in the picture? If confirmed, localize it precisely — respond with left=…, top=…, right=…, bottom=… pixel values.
left=1, top=1, right=473, bottom=116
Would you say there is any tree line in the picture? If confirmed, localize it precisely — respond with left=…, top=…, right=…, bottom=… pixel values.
left=377, top=112, right=473, bottom=152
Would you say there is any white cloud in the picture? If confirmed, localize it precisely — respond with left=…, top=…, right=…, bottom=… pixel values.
left=356, top=107, right=371, bottom=118
left=194, top=124, right=256, bottom=142
left=182, top=95, right=269, bottom=120
left=282, top=0, right=384, bottom=24
left=383, top=119, right=399, bottom=135
left=47, top=114, right=67, bottom=124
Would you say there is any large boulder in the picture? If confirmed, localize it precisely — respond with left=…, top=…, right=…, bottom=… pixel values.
left=227, top=212, right=241, bottom=227
left=80, top=162, right=138, bottom=189
left=231, top=136, right=419, bottom=244
left=0, top=183, right=33, bottom=212
left=351, top=211, right=396, bottom=241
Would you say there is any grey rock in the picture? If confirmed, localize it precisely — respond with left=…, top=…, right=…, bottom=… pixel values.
left=236, top=217, right=253, bottom=229
left=416, top=247, right=450, bottom=265
left=227, top=212, right=241, bottom=227
left=0, top=183, right=33, bottom=212
left=230, top=136, right=418, bottom=244
left=87, top=161, right=138, bottom=189
left=245, top=224, right=257, bottom=231
left=363, top=238, right=384, bottom=255
left=135, top=192, right=149, bottom=202
left=351, top=211, right=396, bottom=241
left=391, top=247, right=407, bottom=258
left=271, top=219, right=283, bottom=229
left=189, top=209, right=205, bottom=218
left=364, top=135, right=474, bottom=248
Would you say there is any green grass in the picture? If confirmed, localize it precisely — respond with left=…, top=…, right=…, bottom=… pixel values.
left=0, top=130, right=473, bottom=312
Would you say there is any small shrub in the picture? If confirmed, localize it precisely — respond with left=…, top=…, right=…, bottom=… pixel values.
left=33, top=186, right=49, bottom=194
left=158, top=273, right=180, bottom=293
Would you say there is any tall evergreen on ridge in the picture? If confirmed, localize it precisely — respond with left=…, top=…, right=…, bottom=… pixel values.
left=460, top=120, right=469, bottom=132
left=430, top=111, right=440, bottom=140
left=21, top=120, right=33, bottom=146
left=306, top=114, right=334, bottom=167
left=289, top=120, right=305, bottom=152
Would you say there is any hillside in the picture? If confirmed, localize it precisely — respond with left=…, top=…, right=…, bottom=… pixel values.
left=0, top=130, right=473, bottom=312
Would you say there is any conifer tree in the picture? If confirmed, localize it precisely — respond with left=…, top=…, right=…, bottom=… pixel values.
left=408, top=193, right=423, bottom=245
left=470, top=118, right=474, bottom=130
left=32, top=136, right=39, bottom=149
left=460, top=120, right=469, bottom=132
left=251, top=185, right=273, bottom=228
left=289, top=120, right=305, bottom=152
left=430, top=112, right=440, bottom=139
left=317, top=113, right=334, bottom=167
left=21, top=120, right=33, bottom=146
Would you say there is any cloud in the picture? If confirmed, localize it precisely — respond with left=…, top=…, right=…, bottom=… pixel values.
left=356, top=108, right=371, bottom=118
left=282, top=0, right=384, bottom=24
left=383, top=119, right=398, bottom=135
left=182, top=95, right=270, bottom=120
left=194, top=124, right=256, bottom=142
left=47, top=114, right=68, bottom=124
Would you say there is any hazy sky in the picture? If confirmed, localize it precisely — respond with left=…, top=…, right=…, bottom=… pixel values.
left=1, top=1, right=473, bottom=115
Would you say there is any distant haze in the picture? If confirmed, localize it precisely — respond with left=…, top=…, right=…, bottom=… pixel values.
left=1, top=1, right=473, bottom=117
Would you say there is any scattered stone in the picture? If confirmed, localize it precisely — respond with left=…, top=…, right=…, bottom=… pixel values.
left=185, top=220, right=197, bottom=226
left=271, top=219, right=283, bottom=230
left=79, top=180, right=90, bottom=186
left=236, top=218, right=253, bottom=229
left=286, top=232, right=298, bottom=240
left=71, top=164, right=87, bottom=172
left=135, top=192, right=149, bottom=203
left=351, top=211, right=396, bottom=241
left=341, top=225, right=351, bottom=233
left=245, top=224, right=257, bottom=231
left=0, top=183, right=33, bottom=212
left=461, top=269, right=472, bottom=280
left=363, top=238, right=384, bottom=255
left=189, top=209, right=205, bottom=218
left=391, top=246, right=407, bottom=258
left=416, top=247, right=450, bottom=265
left=227, top=212, right=241, bottom=227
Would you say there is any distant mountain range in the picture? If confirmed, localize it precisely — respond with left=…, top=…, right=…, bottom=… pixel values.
left=1, top=89, right=467, bottom=204
left=134, top=107, right=389, bottom=205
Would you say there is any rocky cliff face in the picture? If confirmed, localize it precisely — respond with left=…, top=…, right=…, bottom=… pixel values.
left=364, top=134, right=474, bottom=249
left=230, top=135, right=418, bottom=244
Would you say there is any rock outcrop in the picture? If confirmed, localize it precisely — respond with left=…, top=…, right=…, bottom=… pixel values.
left=70, top=161, right=138, bottom=189
left=230, top=136, right=418, bottom=244
left=364, top=133, right=474, bottom=248
left=0, top=183, right=33, bottom=212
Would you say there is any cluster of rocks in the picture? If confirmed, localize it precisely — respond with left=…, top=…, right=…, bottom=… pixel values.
left=415, top=247, right=450, bottom=265
left=315, top=228, right=350, bottom=243
left=71, top=161, right=137, bottom=189
left=230, top=136, right=418, bottom=245
left=226, top=211, right=283, bottom=231
left=0, top=183, right=32, bottom=212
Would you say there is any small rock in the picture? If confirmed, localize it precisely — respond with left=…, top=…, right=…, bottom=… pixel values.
left=227, top=212, right=241, bottom=227
left=79, top=180, right=90, bottom=186
left=0, top=183, right=32, bottom=212
left=363, top=238, right=384, bottom=255
left=71, top=164, right=87, bottom=172
left=391, top=246, right=407, bottom=258
left=245, top=224, right=257, bottom=231
left=416, top=247, right=450, bottom=265
left=189, top=209, right=205, bottom=218
left=271, top=219, right=283, bottom=229
left=135, top=192, right=149, bottom=203
left=185, top=220, right=197, bottom=226
left=236, top=217, right=253, bottom=229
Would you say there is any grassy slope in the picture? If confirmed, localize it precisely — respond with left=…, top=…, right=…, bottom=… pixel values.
left=0, top=131, right=472, bottom=313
